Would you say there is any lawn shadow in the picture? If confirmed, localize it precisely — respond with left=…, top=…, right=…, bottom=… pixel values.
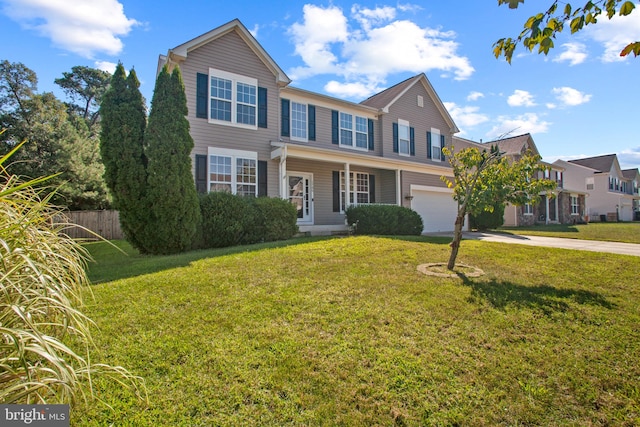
left=500, top=224, right=580, bottom=234
left=85, top=236, right=333, bottom=284
left=459, top=275, right=615, bottom=315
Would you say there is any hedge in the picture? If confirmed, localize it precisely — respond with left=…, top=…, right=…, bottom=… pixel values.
left=345, top=204, right=423, bottom=235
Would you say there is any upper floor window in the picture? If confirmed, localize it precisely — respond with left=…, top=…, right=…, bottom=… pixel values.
left=291, top=102, right=308, bottom=140
left=209, top=69, right=257, bottom=129
left=339, top=112, right=368, bottom=150
left=430, top=128, right=442, bottom=161
left=398, top=119, right=411, bottom=156
left=586, top=177, right=594, bottom=190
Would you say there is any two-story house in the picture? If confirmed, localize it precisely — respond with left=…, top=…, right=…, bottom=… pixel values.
left=157, top=19, right=466, bottom=234
left=452, top=133, right=586, bottom=226
left=555, top=154, right=640, bottom=222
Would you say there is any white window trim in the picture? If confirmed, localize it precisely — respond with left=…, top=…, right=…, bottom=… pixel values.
left=290, top=101, right=308, bottom=142
left=208, top=68, right=257, bottom=130
left=207, top=147, right=258, bottom=196
left=340, top=171, right=370, bottom=213
left=398, top=119, right=410, bottom=157
left=340, top=111, right=369, bottom=152
left=524, top=203, right=533, bottom=216
left=430, top=127, right=442, bottom=162
left=570, top=194, right=580, bottom=215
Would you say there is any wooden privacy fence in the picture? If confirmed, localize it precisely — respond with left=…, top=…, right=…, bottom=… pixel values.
left=56, top=210, right=123, bottom=240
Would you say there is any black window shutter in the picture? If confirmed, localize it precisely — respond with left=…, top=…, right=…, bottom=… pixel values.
left=332, top=171, right=340, bottom=212
left=368, top=118, right=374, bottom=150
left=427, top=131, right=432, bottom=159
left=258, top=87, right=267, bottom=128
left=440, top=134, right=446, bottom=162
left=331, top=110, right=339, bottom=144
left=392, top=122, right=399, bottom=153
left=281, top=99, right=290, bottom=137
left=195, top=154, right=207, bottom=193
left=410, top=127, right=415, bottom=156
left=308, top=105, right=316, bottom=141
left=369, top=175, right=376, bottom=203
left=258, top=160, right=267, bottom=196
left=196, top=73, right=208, bottom=119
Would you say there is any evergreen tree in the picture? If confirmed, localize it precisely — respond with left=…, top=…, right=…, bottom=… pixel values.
left=99, top=63, right=148, bottom=250
left=143, top=65, right=199, bottom=254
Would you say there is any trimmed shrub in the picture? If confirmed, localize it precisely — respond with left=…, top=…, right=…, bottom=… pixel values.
left=346, top=204, right=423, bottom=235
left=198, top=193, right=299, bottom=248
left=244, top=197, right=299, bottom=244
left=198, top=192, right=250, bottom=248
left=470, top=203, right=505, bottom=230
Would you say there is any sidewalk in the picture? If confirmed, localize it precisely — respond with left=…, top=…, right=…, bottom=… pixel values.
left=430, top=231, right=640, bottom=257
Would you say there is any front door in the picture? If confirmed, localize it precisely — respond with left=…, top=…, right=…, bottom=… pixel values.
left=288, top=173, right=313, bottom=223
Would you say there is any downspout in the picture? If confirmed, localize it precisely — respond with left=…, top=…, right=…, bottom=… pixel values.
left=396, top=170, right=402, bottom=206
left=279, top=145, right=287, bottom=200
left=344, top=162, right=351, bottom=209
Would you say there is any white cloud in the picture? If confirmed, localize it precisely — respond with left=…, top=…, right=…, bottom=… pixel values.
left=397, top=3, right=423, bottom=13
left=619, top=146, right=640, bottom=169
left=249, top=24, right=260, bottom=38
left=94, top=60, right=117, bottom=73
left=487, top=113, right=551, bottom=139
left=553, top=42, right=588, bottom=65
left=1, top=0, right=139, bottom=58
left=466, top=91, right=484, bottom=102
left=507, top=89, right=536, bottom=107
left=552, top=86, right=592, bottom=106
left=287, top=4, right=349, bottom=79
left=584, top=9, right=640, bottom=62
left=444, top=102, right=489, bottom=129
left=287, top=4, right=474, bottom=98
left=324, top=80, right=384, bottom=99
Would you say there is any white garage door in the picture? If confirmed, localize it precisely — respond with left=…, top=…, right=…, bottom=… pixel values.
left=411, top=188, right=458, bottom=233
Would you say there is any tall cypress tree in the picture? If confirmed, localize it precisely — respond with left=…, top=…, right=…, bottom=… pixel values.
left=143, top=65, right=200, bottom=254
left=99, top=63, right=148, bottom=251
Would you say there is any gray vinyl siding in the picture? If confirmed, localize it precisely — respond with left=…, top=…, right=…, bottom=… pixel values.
left=381, top=83, right=452, bottom=163
left=180, top=29, right=281, bottom=196
left=279, top=101, right=381, bottom=157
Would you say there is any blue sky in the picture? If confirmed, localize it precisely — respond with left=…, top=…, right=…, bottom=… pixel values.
left=1, top=0, right=639, bottom=169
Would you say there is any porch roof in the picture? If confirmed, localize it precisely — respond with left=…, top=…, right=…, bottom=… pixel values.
left=270, top=142, right=453, bottom=177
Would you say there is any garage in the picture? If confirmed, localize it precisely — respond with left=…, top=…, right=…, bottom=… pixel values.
left=410, top=186, right=458, bottom=233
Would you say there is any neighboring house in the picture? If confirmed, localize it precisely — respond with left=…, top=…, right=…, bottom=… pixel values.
left=157, top=19, right=467, bottom=234
left=453, top=133, right=587, bottom=226
left=555, top=154, right=640, bottom=222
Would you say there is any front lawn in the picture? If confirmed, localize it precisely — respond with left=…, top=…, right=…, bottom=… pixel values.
left=75, top=236, right=640, bottom=426
left=499, top=221, right=640, bottom=244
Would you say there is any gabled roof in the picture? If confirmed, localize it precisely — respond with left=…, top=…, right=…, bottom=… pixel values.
left=568, top=154, right=617, bottom=173
left=160, top=19, right=290, bottom=85
left=484, top=133, right=540, bottom=157
left=622, top=168, right=640, bottom=180
left=360, top=73, right=459, bottom=133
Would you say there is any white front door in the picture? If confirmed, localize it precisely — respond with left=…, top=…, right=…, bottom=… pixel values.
left=288, top=173, right=313, bottom=223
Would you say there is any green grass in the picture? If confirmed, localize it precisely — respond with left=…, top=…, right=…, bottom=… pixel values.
left=75, top=236, right=640, bottom=426
left=499, top=221, right=640, bottom=244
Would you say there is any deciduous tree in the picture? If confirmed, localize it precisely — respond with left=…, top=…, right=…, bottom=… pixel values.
left=494, top=0, right=639, bottom=63
left=441, top=145, right=557, bottom=270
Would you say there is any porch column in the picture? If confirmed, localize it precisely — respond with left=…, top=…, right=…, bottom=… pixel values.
left=545, top=196, right=550, bottom=224
left=554, top=194, right=559, bottom=223
left=344, top=162, right=351, bottom=209
left=396, top=169, right=402, bottom=206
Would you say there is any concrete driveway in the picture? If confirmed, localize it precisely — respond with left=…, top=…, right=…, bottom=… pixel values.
left=427, top=231, right=640, bottom=256
left=458, top=231, right=640, bottom=257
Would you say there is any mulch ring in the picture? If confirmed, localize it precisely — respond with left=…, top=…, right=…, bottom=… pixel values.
left=417, top=263, right=484, bottom=278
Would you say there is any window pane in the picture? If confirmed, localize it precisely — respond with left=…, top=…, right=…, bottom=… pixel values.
left=210, top=155, right=232, bottom=183
left=236, top=158, right=256, bottom=197
left=340, top=112, right=353, bottom=146
left=236, top=104, right=256, bottom=125
left=236, top=83, right=256, bottom=104
left=291, top=102, right=307, bottom=139
left=341, top=129, right=353, bottom=146
left=211, top=99, right=231, bottom=121
left=211, top=77, right=232, bottom=100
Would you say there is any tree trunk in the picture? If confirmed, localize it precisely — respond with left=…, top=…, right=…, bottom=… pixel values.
left=447, top=213, right=465, bottom=270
